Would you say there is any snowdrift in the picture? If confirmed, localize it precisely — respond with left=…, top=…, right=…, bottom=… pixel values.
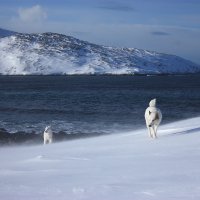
left=0, top=117, right=200, bottom=200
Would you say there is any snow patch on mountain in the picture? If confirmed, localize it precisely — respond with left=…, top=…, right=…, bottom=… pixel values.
left=0, top=29, right=199, bottom=75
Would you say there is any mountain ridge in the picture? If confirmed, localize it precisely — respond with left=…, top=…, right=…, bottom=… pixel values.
left=0, top=28, right=199, bottom=75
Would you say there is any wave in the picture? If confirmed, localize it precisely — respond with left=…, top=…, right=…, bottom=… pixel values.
left=0, top=128, right=103, bottom=146
left=0, top=107, right=73, bottom=114
left=0, top=119, right=117, bottom=145
left=0, top=107, right=103, bottom=115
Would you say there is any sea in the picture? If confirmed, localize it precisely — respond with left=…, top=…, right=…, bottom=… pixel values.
left=0, top=75, right=200, bottom=144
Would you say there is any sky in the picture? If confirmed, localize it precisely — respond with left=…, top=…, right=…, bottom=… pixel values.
left=0, top=0, right=200, bottom=64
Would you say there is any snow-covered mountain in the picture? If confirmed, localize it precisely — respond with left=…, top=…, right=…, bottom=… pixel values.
left=0, top=28, right=17, bottom=38
left=0, top=28, right=199, bottom=75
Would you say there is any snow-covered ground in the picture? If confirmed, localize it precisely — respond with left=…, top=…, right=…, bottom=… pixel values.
left=0, top=117, right=200, bottom=200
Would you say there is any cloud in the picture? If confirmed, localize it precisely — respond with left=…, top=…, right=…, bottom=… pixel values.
left=18, top=5, right=47, bottom=23
left=8, top=5, right=47, bottom=33
left=151, top=31, right=170, bottom=36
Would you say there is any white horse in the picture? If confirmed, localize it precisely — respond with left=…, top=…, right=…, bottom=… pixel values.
left=43, top=126, right=53, bottom=144
left=145, top=99, right=162, bottom=139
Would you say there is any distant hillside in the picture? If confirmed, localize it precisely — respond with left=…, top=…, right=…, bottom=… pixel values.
left=0, top=28, right=199, bottom=75
left=0, top=28, right=17, bottom=38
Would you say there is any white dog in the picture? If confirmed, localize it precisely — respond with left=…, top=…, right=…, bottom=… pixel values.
left=145, top=99, right=162, bottom=139
left=43, top=126, right=53, bottom=144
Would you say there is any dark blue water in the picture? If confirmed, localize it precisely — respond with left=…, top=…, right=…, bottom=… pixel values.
left=0, top=75, right=200, bottom=136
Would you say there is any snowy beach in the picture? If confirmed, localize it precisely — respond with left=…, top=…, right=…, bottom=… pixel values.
left=1, top=1, right=200, bottom=199
left=0, top=117, right=200, bottom=200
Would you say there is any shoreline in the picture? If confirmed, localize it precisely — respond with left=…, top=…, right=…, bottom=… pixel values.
left=0, top=73, right=200, bottom=77
left=0, top=128, right=103, bottom=146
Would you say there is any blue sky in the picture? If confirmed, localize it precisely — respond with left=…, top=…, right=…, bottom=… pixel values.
left=0, top=0, right=200, bottom=64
